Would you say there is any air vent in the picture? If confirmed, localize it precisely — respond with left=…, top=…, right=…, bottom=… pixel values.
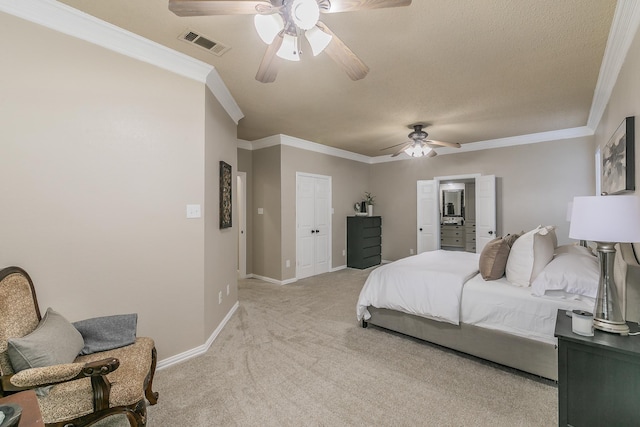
left=178, top=29, right=230, bottom=56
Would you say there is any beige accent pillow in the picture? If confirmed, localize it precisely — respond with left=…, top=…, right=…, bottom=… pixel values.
left=7, top=308, right=84, bottom=372
left=505, top=226, right=555, bottom=287
left=503, top=232, right=523, bottom=248
left=479, top=237, right=511, bottom=280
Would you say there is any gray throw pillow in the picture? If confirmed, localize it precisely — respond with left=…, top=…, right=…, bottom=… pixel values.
left=7, top=308, right=84, bottom=372
left=73, top=313, right=137, bottom=355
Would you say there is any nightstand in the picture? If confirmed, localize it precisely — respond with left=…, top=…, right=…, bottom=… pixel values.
left=554, top=309, right=640, bottom=426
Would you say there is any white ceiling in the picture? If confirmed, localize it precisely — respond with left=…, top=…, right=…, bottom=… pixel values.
left=57, top=0, right=617, bottom=157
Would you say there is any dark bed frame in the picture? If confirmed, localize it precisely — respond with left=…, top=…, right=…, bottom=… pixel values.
left=361, top=243, right=640, bottom=381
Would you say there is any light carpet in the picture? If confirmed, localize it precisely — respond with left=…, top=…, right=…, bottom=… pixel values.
left=96, top=267, right=557, bottom=426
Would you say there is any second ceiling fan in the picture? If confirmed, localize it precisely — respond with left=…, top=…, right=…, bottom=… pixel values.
left=169, top=0, right=412, bottom=83
left=381, top=124, right=462, bottom=158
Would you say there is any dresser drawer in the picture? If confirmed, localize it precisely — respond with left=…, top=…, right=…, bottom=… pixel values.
left=442, top=228, right=464, bottom=238
left=362, top=226, right=382, bottom=238
left=465, top=242, right=476, bottom=252
left=441, top=236, right=464, bottom=247
left=465, top=233, right=476, bottom=243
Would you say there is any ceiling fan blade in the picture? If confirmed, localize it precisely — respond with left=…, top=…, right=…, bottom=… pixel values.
left=168, top=0, right=272, bottom=17
left=316, top=22, right=369, bottom=81
left=391, top=143, right=412, bottom=157
left=255, top=33, right=283, bottom=83
left=426, top=140, right=461, bottom=148
left=380, top=140, right=411, bottom=151
left=322, top=0, right=411, bottom=13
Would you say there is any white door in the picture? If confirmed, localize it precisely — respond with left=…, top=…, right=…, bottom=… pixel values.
left=237, top=172, right=247, bottom=278
left=417, top=180, right=439, bottom=253
left=296, top=173, right=331, bottom=279
left=475, top=174, right=497, bottom=253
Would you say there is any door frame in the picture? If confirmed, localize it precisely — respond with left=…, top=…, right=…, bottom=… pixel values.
left=418, top=173, right=485, bottom=253
left=237, top=171, right=247, bottom=278
left=295, top=172, right=332, bottom=280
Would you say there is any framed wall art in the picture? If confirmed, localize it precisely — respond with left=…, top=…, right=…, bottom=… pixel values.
left=601, top=116, right=635, bottom=195
left=220, top=161, right=232, bottom=229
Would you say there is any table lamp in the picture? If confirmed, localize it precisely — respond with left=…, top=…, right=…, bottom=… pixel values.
left=569, top=195, right=640, bottom=335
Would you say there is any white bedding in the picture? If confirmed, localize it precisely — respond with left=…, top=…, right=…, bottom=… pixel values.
left=356, top=250, right=480, bottom=325
left=461, top=274, right=594, bottom=344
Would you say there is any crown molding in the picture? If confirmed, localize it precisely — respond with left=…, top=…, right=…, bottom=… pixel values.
left=0, top=0, right=243, bottom=124
left=587, top=0, right=640, bottom=131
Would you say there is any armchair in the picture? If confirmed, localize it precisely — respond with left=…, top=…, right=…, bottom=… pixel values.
left=0, top=267, right=159, bottom=427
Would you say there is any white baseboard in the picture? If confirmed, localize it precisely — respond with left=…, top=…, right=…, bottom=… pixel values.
left=331, top=265, right=347, bottom=272
left=248, top=273, right=297, bottom=286
left=156, top=301, right=239, bottom=370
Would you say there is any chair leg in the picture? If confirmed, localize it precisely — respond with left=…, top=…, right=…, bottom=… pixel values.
left=145, top=347, right=159, bottom=405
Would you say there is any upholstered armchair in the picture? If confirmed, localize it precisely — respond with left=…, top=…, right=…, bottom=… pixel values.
left=0, top=266, right=159, bottom=427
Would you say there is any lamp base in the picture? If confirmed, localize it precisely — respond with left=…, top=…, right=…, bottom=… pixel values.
left=593, top=317, right=629, bottom=335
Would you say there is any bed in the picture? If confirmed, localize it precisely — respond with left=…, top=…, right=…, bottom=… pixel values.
left=357, top=230, right=640, bottom=381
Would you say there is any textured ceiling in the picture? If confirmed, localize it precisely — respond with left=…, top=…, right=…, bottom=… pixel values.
left=59, top=0, right=616, bottom=157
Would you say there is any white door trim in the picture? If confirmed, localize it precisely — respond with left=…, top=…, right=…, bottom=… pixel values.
left=237, top=172, right=247, bottom=278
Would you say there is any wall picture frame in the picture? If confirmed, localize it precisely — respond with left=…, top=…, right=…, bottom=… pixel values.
left=220, top=161, right=232, bottom=229
left=601, top=116, right=635, bottom=195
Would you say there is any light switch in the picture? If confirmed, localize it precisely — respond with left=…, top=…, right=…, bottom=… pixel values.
left=186, top=204, right=201, bottom=219
left=258, top=208, right=264, bottom=215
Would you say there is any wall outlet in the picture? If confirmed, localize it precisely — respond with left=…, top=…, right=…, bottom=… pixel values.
left=226, top=284, right=230, bottom=295
left=218, top=291, right=222, bottom=304
left=286, top=259, right=290, bottom=268
left=410, top=248, right=414, bottom=255
left=258, top=208, right=264, bottom=215
left=342, top=249, right=346, bottom=256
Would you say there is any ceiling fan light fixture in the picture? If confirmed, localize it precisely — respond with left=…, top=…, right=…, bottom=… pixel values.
left=304, top=25, right=332, bottom=56
left=254, top=13, right=284, bottom=44
left=404, top=144, right=432, bottom=157
left=291, top=0, right=320, bottom=30
left=276, top=34, right=301, bottom=61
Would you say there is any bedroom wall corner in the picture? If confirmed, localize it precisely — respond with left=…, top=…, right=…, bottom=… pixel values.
left=204, top=87, right=239, bottom=338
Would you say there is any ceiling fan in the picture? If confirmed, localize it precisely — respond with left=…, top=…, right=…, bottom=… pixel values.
left=168, top=0, right=412, bottom=83
left=381, top=124, right=462, bottom=158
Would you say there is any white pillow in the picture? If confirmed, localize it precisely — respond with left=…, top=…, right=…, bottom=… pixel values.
left=531, top=252, right=599, bottom=299
left=555, top=244, right=595, bottom=257
left=505, top=226, right=555, bottom=287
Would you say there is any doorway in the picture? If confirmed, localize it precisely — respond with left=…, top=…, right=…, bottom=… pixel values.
left=417, top=174, right=496, bottom=254
left=237, top=172, right=247, bottom=278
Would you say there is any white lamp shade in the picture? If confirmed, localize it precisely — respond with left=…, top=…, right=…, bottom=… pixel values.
left=304, top=26, right=332, bottom=56
left=569, top=195, right=640, bottom=243
left=404, top=144, right=432, bottom=157
left=276, top=34, right=300, bottom=61
left=291, top=0, right=320, bottom=30
left=254, top=13, right=284, bottom=44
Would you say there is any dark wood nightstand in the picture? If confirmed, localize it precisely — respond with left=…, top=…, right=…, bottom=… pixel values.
left=555, top=309, right=640, bottom=427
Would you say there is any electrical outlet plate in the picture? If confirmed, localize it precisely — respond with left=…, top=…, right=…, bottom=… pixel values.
left=186, top=204, right=201, bottom=218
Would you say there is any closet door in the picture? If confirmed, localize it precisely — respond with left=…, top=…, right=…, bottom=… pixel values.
left=296, top=173, right=331, bottom=280
left=417, top=180, right=439, bottom=253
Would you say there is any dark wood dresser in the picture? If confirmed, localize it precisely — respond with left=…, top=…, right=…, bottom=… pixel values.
left=347, top=216, right=381, bottom=269
left=555, top=309, right=640, bottom=426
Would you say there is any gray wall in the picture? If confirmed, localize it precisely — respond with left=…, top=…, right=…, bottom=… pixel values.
left=251, top=146, right=282, bottom=280
left=595, top=21, right=640, bottom=192
left=0, top=12, right=238, bottom=360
